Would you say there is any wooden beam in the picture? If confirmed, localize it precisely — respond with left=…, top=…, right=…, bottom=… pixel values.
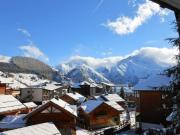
left=150, top=0, right=180, bottom=12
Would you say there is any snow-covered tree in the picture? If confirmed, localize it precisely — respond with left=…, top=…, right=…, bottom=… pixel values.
left=165, top=22, right=180, bottom=133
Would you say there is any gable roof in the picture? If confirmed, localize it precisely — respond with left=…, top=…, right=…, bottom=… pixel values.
left=100, top=94, right=125, bottom=102
left=80, top=100, right=103, bottom=114
left=80, top=100, right=124, bottom=114
left=1, top=122, right=61, bottom=135
left=66, top=92, right=86, bottom=103
left=105, top=101, right=124, bottom=112
left=0, top=95, right=26, bottom=114
left=24, top=98, right=77, bottom=119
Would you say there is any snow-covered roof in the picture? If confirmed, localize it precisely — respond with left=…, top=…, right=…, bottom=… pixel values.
left=0, top=114, right=26, bottom=129
left=80, top=100, right=103, bottom=114
left=41, top=83, right=63, bottom=91
left=23, top=102, right=37, bottom=109
left=0, top=95, right=26, bottom=114
left=1, top=122, right=61, bottom=135
left=134, top=74, right=171, bottom=91
left=94, top=96, right=104, bottom=101
left=76, top=127, right=90, bottom=135
left=25, top=98, right=77, bottom=119
left=50, top=98, right=77, bottom=116
left=166, top=111, right=176, bottom=122
left=105, top=101, right=124, bottom=112
left=101, top=82, right=115, bottom=87
left=66, top=92, right=86, bottom=103
left=101, top=94, right=125, bottom=102
left=80, top=81, right=90, bottom=86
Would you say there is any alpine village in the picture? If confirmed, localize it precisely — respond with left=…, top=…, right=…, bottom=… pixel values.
left=0, top=0, right=180, bottom=135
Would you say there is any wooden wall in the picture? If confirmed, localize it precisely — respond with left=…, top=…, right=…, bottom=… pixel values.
left=139, top=91, right=170, bottom=124
left=0, top=84, right=6, bottom=95
left=60, top=94, right=76, bottom=105
left=26, top=103, right=76, bottom=135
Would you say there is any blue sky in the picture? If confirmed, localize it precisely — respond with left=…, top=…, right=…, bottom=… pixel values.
left=0, top=0, right=177, bottom=66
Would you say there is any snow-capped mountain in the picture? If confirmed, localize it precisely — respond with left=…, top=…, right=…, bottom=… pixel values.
left=57, top=47, right=176, bottom=85
left=66, top=64, right=110, bottom=83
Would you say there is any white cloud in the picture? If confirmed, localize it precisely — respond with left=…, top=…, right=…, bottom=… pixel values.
left=128, top=47, right=177, bottom=65
left=19, top=45, right=49, bottom=62
left=65, top=47, right=177, bottom=68
left=67, top=55, right=123, bottom=68
left=17, top=28, right=31, bottom=37
left=105, top=0, right=171, bottom=35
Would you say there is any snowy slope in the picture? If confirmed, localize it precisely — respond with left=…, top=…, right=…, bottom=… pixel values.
left=0, top=71, right=52, bottom=89
left=66, top=64, right=110, bottom=83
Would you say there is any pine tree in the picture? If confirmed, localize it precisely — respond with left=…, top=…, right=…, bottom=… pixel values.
left=165, top=22, right=180, bottom=133
left=120, top=87, right=125, bottom=99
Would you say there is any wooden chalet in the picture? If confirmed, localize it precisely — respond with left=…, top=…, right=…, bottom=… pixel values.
left=60, top=92, right=86, bottom=105
left=78, top=100, right=124, bottom=130
left=134, top=75, right=172, bottom=126
left=0, top=95, right=26, bottom=116
left=24, top=98, right=77, bottom=135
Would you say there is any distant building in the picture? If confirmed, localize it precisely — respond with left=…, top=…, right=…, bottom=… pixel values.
left=101, top=82, right=115, bottom=93
left=71, top=81, right=104, bottom=97
left=24, top=98, right=77, bottom=135
left=78, top=100, right=124, bottom=130
left=0, top=82, right=13, bottom=95
left=20, top=83, right=64, bottom=104
left=60, top=92, right=86, bottom=105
